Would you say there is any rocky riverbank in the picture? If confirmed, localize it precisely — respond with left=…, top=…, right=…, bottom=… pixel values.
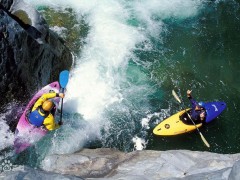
left=1, top=148, right=240, bottom=179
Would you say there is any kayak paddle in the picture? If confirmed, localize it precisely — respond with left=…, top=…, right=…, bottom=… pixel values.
left=172, top=90, right=210, bottom=148
left=59, top=70, right=69, bottom=124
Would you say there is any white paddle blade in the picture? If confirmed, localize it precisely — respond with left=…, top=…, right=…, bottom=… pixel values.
left=172, top=90, right=181, bottom=103
left=200, top=132, right=210, bottom=148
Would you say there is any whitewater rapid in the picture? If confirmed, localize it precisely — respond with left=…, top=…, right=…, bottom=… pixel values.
left=0, top=0, right=205, bottom=155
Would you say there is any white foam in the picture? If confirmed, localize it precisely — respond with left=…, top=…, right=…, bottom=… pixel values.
left=0, top=118, right=14, bottom=151
left=48, top=125, right=98, bottom=154
left=132, top=136, right=147, bottom=151
left=49, top=26, right=67, bottom=39
left=61, top=2, right=145, bottom=122
left=23, top=0, right=204, bottom=156
left=25, top=0, right=203, bottom=121
left=129, top=0, right=203, bottom=38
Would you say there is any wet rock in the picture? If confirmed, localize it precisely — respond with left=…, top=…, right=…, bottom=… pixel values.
left=0, top=166, right=83, bottom=180
left=41, top=149, right=240, bottom=180
left=41, top=148, right=134, bottom=178
left=0, top=0, right=72, bottom=107
left=229, top=160, right=240, bottom=180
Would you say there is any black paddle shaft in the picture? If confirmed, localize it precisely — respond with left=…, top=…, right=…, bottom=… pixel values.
left=59, top=88, right=65, bottom=123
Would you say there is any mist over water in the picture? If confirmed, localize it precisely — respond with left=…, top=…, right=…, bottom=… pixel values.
left=1, top=0, right=240, bottom=167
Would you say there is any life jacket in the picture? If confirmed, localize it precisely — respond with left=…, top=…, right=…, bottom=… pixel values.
left=29, top=106, right=49, bottom=127
left=190, top=108, right=206, bottom=122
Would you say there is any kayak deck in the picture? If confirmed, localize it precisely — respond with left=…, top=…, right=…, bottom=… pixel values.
left=153, top=101, right=226, bottom=136
left=153, top=109, right=202, bottom=136
left=14, top=81, right=60, bottom=153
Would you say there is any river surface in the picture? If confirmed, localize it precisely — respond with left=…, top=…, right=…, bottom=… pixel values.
left=1, top=0, right=240, bottom=168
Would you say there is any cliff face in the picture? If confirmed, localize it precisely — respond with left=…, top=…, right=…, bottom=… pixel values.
left=1, top=149, right=240, bottom=179
left=0, top=0, right=72, bottom=107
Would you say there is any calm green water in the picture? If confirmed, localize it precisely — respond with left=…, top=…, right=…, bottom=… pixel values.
left=146, top=1, right=240, bottom=153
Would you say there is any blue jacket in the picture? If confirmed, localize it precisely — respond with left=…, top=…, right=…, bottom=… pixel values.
left=188, top=95, right=204, bottom=121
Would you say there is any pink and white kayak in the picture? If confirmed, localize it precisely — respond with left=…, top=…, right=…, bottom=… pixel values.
left=14, top=81, right=60, bottom=154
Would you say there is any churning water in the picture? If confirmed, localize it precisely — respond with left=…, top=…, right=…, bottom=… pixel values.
left=1, top=0, right=240, bottom=167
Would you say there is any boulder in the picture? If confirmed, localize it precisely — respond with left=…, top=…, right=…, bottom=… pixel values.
left=0, top=166, right=83, bottom=180
left=40, top=148, right=240, bottom=179
left=0, top=0, right=72, bottom=107
left=1, top=149, right=240, bottom=179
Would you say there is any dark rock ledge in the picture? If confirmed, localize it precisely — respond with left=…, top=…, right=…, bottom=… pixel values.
left=0, top=0, right=72, bottom=107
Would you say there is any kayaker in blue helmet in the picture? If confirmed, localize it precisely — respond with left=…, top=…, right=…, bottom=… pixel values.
left=28, top=92, right=65, bottom=130
left=187, top=90, right=206, bottom=122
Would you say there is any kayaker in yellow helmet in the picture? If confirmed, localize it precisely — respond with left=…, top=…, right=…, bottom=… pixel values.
left=28, top=92, right=64, bottom=130
left=187, top=90, right=206, bottom=122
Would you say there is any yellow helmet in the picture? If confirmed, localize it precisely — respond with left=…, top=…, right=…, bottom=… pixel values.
left=42, top=100, right=54, bottom=111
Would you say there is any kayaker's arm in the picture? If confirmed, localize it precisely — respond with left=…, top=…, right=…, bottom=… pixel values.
left=187, top=90, right=198, bottom=109
left=32, top=93, right=63, bottom=111
left=43, top=114, right=60, bottom=130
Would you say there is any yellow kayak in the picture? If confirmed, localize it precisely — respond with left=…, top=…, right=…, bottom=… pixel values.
left=153, top=109, right=202, bottom=136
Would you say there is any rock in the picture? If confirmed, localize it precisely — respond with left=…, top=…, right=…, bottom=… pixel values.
left=0, top=166, right=84, bottom=180
left=5, top=0, right=48, bottom=43
left=0, top=0, right=13, bottom=10
left=41, top=148, right=134, bottom=178
left=40, top=148, right=240, bottom=179
left=0, top=0, right=72, bottom=110
left=229, top=160, right=240, bottom=180
left=1, top=149, right=240, bottom=179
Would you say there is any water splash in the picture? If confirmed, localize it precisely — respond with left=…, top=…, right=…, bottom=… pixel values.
left=0, top=119, right=14, bottom=151
left=132, top=136, right=147, bottom=151
left=22, top=0, right=204, bottom=155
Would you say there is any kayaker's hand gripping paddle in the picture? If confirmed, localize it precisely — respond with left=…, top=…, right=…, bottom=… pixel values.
left=172, top=90, right=210, bottom=148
